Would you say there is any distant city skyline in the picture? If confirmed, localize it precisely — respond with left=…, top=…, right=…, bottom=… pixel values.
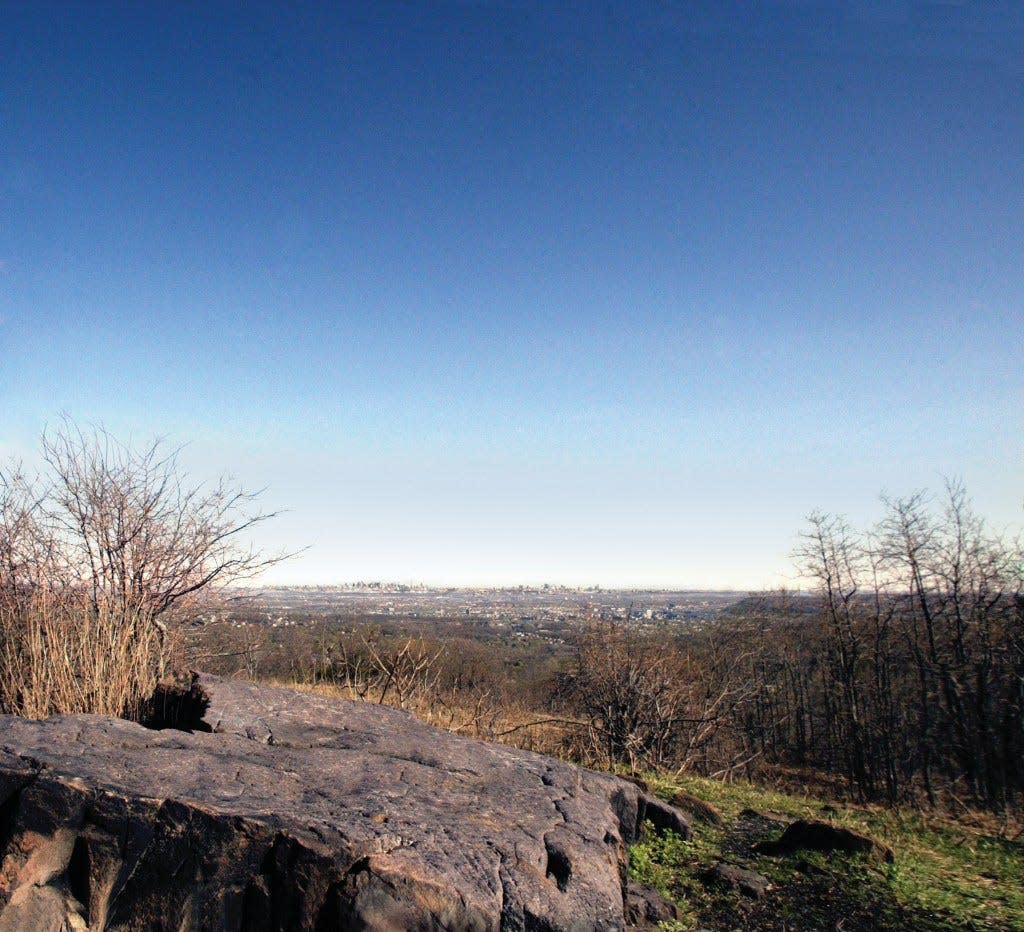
left=2, top=3, right=1021, bottom=589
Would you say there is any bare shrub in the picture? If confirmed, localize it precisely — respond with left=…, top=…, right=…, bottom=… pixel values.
left=0, top=588, right=160, bottom=719
left=0, top=421, right=282, bottom=719
left=559, top=619, right=684, bottom=771
left=335, top=632, right=443, bottom=709
left=548, top=613, right=762, bottom=776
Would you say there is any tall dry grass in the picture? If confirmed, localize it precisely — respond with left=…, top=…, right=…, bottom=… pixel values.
left=273, top=677, right=586, bottom=760
left=0, top=589, right=162, bottom=720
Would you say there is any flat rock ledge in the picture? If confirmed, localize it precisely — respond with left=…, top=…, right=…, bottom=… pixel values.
left=0, top=674, right=688, bottom=931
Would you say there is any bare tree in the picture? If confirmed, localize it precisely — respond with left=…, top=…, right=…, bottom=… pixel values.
left=555, top=615, right=758, bottom=776
left=330, top=631, right=443, bottom=709
left=0, top=465, right=53, bottom=610
left=741, top=482, right=1024, bottom=811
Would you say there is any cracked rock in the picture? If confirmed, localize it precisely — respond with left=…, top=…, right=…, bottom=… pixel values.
left=0, top=674, right=688, bottom=931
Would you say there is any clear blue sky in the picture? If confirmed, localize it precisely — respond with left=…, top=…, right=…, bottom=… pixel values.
left=2, top=2, right=1021, bottom=588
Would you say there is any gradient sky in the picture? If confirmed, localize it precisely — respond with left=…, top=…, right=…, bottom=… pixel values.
left=2, top=2, right=1021, bottom=588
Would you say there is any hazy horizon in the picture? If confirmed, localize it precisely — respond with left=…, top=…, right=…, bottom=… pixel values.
left=3, top=3, right=1021, bottom=589
left=233, top=576, right=770, bottom=593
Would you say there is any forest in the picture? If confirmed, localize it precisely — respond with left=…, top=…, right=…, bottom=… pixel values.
left=194, top=484, right=1023, bottom=815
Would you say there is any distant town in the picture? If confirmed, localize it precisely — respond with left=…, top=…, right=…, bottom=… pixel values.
left=209, top=584, right=762, bottom=643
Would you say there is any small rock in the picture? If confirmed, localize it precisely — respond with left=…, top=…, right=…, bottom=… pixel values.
left=624, top=880, right=678, bottom=926
left=738, top=808, right=787, bottom=824
left=701, top=861, right=771, bottom=899
left=640, top=795, right=692, bottom=839
left=669, top=790, right=723, bottom=827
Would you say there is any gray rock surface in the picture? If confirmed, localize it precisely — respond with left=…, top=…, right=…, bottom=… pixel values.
left=0, top=674, right=690, bottom=931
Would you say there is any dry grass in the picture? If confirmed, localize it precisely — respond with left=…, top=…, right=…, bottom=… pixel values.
left=275, top=677, right=579, bottom=757
left=0, top=589, right=162, bottom=720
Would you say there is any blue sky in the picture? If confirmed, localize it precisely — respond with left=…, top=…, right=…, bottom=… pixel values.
left=2, top=2, right=1021, bottom=588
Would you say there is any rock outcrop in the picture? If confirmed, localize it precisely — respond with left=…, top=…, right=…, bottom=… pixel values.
left=0, top=674, right=689, bottom=931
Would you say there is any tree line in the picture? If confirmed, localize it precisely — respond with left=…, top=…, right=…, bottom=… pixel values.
left=547, top=483, right=1023, bottom=812
left=740, top=483, right=1023, bottom=810
left=192, top=480, right=1023, bottom=813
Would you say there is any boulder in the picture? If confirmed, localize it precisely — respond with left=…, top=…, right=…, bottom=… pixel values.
left=757, top=818, right=894, bottom=864
left=0, top=674, right=689, bottom=931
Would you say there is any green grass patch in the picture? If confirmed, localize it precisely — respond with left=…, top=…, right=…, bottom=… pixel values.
left=628, top=822, right=716, bottom=931
left=628, top=773, right=1024, bottom=931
